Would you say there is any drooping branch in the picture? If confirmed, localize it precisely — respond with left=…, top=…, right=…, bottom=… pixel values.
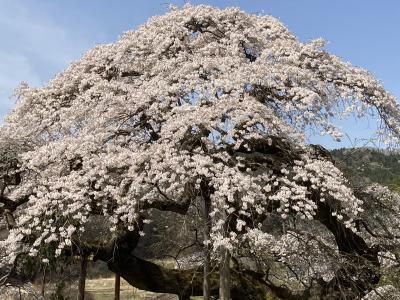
left=105, top=253, right=290, bottom=300
left=84, top=218, right=290, bottom=299
left=89, top=225, right=311, bottom=300
left=314, top=198, right=380, bottom=296
left=226, top=137, right=381, bottom=296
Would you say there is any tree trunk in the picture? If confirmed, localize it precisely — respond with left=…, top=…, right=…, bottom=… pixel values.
left=219, top=247, right=231, bottom=300
left=40, top=266, right=46, bottom=297
left=203, top=196, right=211, bottom=300
left=78, top=255, right=88, bottom=300
left=115, top=273, right=120, bottom=300
left=219, top=205, right=231, bottom=300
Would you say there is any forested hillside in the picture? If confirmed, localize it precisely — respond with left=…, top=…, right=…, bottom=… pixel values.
left=332, top=148, right=400, bottom=189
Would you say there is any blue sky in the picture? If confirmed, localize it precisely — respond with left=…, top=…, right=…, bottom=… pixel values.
left=0, top=0, right=399, bottom=148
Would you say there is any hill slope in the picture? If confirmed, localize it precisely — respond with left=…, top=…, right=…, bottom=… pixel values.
left=331, top=147, right=400, bottom=189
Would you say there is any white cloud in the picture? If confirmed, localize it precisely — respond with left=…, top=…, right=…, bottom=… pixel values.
left=0, top=51, right=41, bottom=117
left=0, top=0, right=93, bottom=120
left=0, top=51, right=40, bottom=88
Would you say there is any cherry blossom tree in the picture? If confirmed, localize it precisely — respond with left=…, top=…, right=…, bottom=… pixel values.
left=1, top=4, right=400, bottom=299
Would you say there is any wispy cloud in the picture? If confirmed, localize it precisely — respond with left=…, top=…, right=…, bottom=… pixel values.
left=0, top=0, right=93, bottom=119
left=0, top=51, right=41, bottom=115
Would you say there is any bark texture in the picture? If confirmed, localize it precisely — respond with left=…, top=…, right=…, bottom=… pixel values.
left=219, top=248, right=231, bottom=300
left=78, top=255, right=88, bottom=300
left=203, top=195, right=211, bottom=300
left=114, top=273, right=120, bottom=300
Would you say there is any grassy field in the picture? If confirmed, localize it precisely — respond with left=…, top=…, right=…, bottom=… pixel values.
left=1, top=259, right=202, bottom=299
left=2, top=276, right=205, bottom=300
left=85, top=277, right=178, bottom=300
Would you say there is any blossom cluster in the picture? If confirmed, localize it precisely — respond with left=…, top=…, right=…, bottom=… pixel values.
left=1, top=4, right=400, bottom=267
